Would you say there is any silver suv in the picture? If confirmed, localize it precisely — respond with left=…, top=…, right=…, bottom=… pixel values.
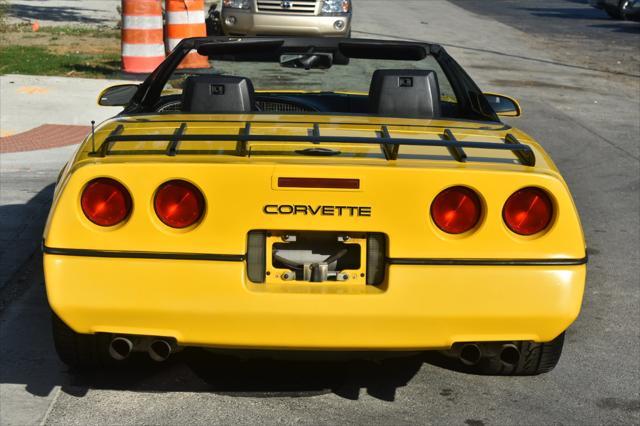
left=219, top=0, right=352, bottom=37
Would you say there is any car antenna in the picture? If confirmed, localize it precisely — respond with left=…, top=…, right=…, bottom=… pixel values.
left=91, top=120, right=96, bottom=153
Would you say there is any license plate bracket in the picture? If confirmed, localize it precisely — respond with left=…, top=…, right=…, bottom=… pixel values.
left=266, top=231, right=367, bottom=284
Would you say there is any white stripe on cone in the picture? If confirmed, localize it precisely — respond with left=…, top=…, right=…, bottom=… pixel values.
left=123, top=15, right=163, bottom=29
left=166, top=39, right=205, bottom=55
left=167, top=38, right=184, bottom=52
left=122, top=43, right=166, bottom=57
left=167, top=39, right=202, bottom=54
left=166, top=10, right=206, bottom=24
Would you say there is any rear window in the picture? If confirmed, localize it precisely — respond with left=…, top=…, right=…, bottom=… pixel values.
left=164, top=54, right=458, bottom=104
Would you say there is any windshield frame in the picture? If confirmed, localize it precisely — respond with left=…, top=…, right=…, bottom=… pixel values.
left=125, top=36, right=499, bottom=123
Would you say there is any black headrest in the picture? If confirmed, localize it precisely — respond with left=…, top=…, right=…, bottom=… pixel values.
left=182, top=75, right=255, bottom=113
left=369, top=69, right=441, bottom=118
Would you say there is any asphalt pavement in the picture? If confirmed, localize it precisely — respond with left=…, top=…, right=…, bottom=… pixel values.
left=1, top=0, right=639, bottom=424
left=451, top=0, right=640, bottom=77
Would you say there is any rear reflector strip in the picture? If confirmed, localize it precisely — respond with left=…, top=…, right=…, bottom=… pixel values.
left=278, top=177, right=360, bottom=189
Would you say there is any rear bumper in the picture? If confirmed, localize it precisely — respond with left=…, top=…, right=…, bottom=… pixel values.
left=44, top=252, right=586, bottom=350
left=221, top=9, right=351, bottom=36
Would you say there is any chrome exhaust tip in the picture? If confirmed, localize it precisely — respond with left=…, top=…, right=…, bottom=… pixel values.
left=109, top=337, right=133, bottom=361
left=148, top=339, right=173, bottom=362
left=500, top=343, right=521, bottom=366
left=459, top=343, right=482, bottom=366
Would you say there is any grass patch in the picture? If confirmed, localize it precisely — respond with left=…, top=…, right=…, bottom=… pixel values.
left=0, top=45, right=120, bottom=77
left=0, top=24, right=121, bottom=78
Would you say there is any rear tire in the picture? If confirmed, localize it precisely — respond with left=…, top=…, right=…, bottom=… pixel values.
left=51, top=312, right=114, bottom=369
left=485, top=333, right=565, bottom=375
left=425, top=333, right=565, bottom=376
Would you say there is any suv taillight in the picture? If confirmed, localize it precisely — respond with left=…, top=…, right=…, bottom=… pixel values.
left=154, top=180, right=205, bottom=228
left=503, top=187, right=553, bottom=235
left=81, top=178, right=132, bottom=226
left=431, top=186, right=482, bottom=234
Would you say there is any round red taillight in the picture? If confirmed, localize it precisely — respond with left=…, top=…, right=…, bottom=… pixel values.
left=81, top=178, right=132, bottom=227
left=154, top=180, right=204, bottom=229
left=503, top=187, right=553, bottom=235
left=431, top=186, right=482, bottom=234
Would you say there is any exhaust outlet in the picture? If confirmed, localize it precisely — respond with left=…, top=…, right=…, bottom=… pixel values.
left=500, top=344, right=520, bottom=366
left=148, top=339, right=173, bottom=362
left=109, top=337, right=133, bottom=361
left=459, top=343, right=482, bottom=366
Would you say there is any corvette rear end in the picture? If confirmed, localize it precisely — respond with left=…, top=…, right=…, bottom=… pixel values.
left=44, top=37, right=587, bottom=375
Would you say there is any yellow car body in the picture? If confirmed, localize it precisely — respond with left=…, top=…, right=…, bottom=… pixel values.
left=44, top=113, right=586, bottom=350
left=43, top=37, right=587, bottom=373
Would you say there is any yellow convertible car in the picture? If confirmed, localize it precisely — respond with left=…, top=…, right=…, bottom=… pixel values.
left=44, top=37, right=587, bottom=375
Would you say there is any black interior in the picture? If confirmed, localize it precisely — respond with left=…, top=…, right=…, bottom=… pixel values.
left=161, top=70, right=459, bottom=117
left=255, top=93, right=368, bottom=113
left=158, top=92, right=459, bottom=117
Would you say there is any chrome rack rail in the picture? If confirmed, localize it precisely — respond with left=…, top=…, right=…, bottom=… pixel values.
left=91, top=121, right=536, bottom=166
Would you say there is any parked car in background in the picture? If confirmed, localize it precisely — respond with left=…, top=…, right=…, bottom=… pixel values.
left=589, top=0, right=640, bottom=20
left=218, top=0, right=352, bottom=37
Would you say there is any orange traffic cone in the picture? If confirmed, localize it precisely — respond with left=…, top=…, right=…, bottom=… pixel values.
left=165, top=0, right=210, bottom=69
left=121, top=0, right=165, bottom=73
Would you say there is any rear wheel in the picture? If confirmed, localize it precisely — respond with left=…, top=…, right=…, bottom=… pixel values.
left=482, top=333, right=565, bottom=375
left=425, top=333, right=565, bottom=376
left=51, top=312, right=115, bottom=369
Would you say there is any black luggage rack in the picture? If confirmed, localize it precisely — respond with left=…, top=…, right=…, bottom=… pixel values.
left=90, top=122, right=536, bottom=166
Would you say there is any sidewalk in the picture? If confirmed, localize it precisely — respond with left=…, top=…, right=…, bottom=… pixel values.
left=0, top=74, right=134, bottom=136
left=0, top=74, right=138, bottom=293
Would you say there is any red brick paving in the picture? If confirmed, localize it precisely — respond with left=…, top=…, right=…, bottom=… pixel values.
left=0, top=124, right=91, bottom=154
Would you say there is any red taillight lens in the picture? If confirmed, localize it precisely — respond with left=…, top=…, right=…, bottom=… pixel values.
left=154, top=180, right=204, bottom=228
left=503, top=187, right=553, bottom=235
left=81, top=178, right=132, bottom=227
left=431, top=186, right=482, bottom=234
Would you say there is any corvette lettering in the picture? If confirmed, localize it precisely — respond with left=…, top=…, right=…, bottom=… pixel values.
left=263, top=205, right=372, bottom=217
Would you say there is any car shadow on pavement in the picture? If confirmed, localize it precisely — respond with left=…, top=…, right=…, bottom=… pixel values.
left=0, top=184, right=61, bottom=399
left=7, top=5, right=107, bottom=25
left=187, top=350, right=425, bottom=401
left=519, top=7, right=610, bottom=20
left=0, top=183, right=55, bottom=304
left=61, top=350, right=425, bottom=401
left=589, top=23, right=640, bottom=33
